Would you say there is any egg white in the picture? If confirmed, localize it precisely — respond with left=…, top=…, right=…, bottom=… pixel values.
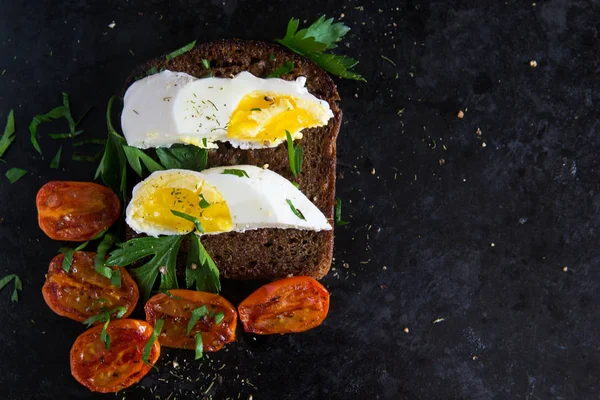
left=126, top=165, right=332, bottom=237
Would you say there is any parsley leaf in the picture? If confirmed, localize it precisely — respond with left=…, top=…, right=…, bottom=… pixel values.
left=0, top=274, right=22, bottom=302
left=0, top=109, right=16, bottom=159
left=143, top=319, right=164, bottom=365
left=29, top=93, right=82, bottom=154
left=122, top=145, right=164, bottom=177
left=95, top=96, right=128, bottom=201
left=275, top=16, right=364, bottom=81
left=335, top=197, right=349, bottom=226
left=48, top=130, right=83, bottom=139
left=285, top=130, right=303, bottom=177
left=59, top=241, right=89, bottom=272
left=106, top=235, right=184, bottom=301
left=94, top=233, right=121, bottom=287
left=155, top=144, right=207, bottom=171
left=201, top=59, right=210, bottom=69
left=214, top=312, right=224, bottom=325
left=50, top=146, right=62, bottom=169
left=286, top=199, right=306, bottom=220
left=186, top=305, right=209, bottom=335
left=199, top=193, right=210, bottom=209
left=5, top=168, right=27, bottom=183
left=194, top=333, right=203, bottom=360
left=221, top=168, right=249, bottom=178
left=185, top=233, right=220, bottom=293
left=83, top=306, right=128, bottom=350
left=171, top=210, right=204, bottom=233
left=266, top=61, right=295, bottom=78
left=165, top=40, right=197, bottom=61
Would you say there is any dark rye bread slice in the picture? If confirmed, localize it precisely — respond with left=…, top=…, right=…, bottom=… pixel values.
left=124, top=39, right=341, bottom=280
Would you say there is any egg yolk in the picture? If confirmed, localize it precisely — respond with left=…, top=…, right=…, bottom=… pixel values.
left=131, top=178, right=232, bottom=234
left=227, top=92, right=324, bottom=145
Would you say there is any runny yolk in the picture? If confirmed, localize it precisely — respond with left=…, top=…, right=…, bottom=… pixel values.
left=227, top=92, right=323, bottom=145
left=133, top=179, right=232, bottom=234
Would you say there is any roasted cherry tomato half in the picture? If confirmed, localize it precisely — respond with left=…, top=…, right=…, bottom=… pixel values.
left=70, top=319, right=160, bottom=393
left=238, top=276, right=330, bottom=334
left=144, top=289, right=237, bottom=352
left=36, top=181, right=120, bottom=241
left=42, top=251, right=139, bottom=323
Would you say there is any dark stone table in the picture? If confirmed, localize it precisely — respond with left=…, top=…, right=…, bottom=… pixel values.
left=0, top=1, right=597, bottom=399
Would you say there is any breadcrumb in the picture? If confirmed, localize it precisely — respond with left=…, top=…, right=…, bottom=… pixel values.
left=529, top=60, right=537, bottom=68
left=457, top=110, right=464, bottom=119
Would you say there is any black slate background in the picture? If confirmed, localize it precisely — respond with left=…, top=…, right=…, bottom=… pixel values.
left=1, top=0, right=599, bottom=399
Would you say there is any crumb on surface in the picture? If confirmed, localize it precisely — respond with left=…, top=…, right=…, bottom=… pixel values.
left=530, top=60, right=537, bottom=68
left=108, top=21, right=116, bottom=28
left=403, top=327, right=409, bottom=333
left=433, top=317, right=445, bottom=324
left=476, top=127, right=482, bottom=136
left=457, top=110, right=464, bottom=119
left=562, top=266, right=568, bottom=272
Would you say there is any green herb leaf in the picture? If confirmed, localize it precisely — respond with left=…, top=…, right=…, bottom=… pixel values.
left=73, top=138, right=106, bottom=147
left=143, top=319, right=164, bottom=365
left=285, top=130, right=303, bottom=177
left=186, top=233, right=220, bottom=293
left=5, top=167, right=27, bottom=183
left=59, top=241, right=89, bottom=272
left=82, top=306, right=127, bottom=327
left=48, top=130, right=84, bottom=139
left=275, top=16, right=364, bottom=81
left=335, top=197, right=349, bottom=226
left=250, top=108, right=261, bottom=112
left=286, top=199, right=306, bottom=220
left=122, top=145, right=164, bottom=177
left=266, top=61, right=295, bottom=78
left=186, top=305, right=209, bottom=335
left=221, top=168, right=249, bottom=178
left=50, top=146, right=62, bottom=169
left=165, top=40, right=197, bottom=61
left=28, top=93, right=80, bottom=154
left=269, top=53, right=276, bottom=61
left=214, top=312, right=224, bottom=325
left=198, top=193, right=210, bottom=209
left=106, top=235, right=184, bottom=301
left=72, top=152, right=103, bottom=162
left=194, top=333, right=203, bottom=360
left=0, top=109, right=16, bottom=159
left=0, top=274, right=22, bottom=302
left=94, top=233, right=121, bottom=287
left=100, top=317, right=111, bottom=349
left=162, top=290, right=182, bottom=300
left=95, top=96, right=128, bottom=201
left=202, top=72, right=213, bottom=78
left=155, top=144, right=207, bottom=171
left=201, top=59, right=210, bottom=69
left=170, top=210, right=204, bottom=233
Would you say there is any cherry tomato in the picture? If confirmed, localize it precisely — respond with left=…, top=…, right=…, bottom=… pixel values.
left=70, top=319, right=160, bottom=393
left=36, top=181, right=120, bottom=241
left=238, top=276, right=330, bottom=334
left=144, top=289, right=237, bottom=352
left=42, top=251, right=139, bottom=323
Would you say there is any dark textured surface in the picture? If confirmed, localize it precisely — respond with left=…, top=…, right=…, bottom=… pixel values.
left=0, top=1, right=599, bottom=399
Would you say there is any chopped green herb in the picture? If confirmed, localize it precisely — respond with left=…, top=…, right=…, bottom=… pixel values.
left=95, top=96, right=128, bottom=201
left=0, top=274, right=22, bottom=302
left=202, top=72, right=213, bottom=78
left=143, top=319, right=164, bottom=365
left=165, top=40, right=197, bottom=61
left=155, top=144, right=207, bottom=171
left=266, top=61, right=295, bottom=78
left=214, top=312, right=224, bottom=325
left=194, top=333, right=203, bottom=360
left=269, top=53, right=276, bottom=61
left=170, top=210, right=204, bottom=233
left=335, top=197, right=349, bottom=225
left=146, top=66, right=159, bottom=76
left=286, top=130, right=303, bottom=177
left=0, top=109, right=16, bottom=159
left=48, top=130, right=83, bottom=139
left=275, top=16, right=364, bottom=81
left=221, top=169, right=249, bottom=178
left=250, top=108, right=261, bottom=112
left=73, top=138, right=106, bottom=147
left=100, top=318, right=111, bottom=349
left=186, top=233, right=220, bottom=293
left=72, top=152, right=102, bottom=162
left=94, top=233, right=121, bottom=287
left=5, top=168, right=27, bottom=183
left=59, top=241, right=89, bottom=272
left=162, top=290, right=182, bottom=300
left=106, top=235, right=184, bottom=301
left=292, top=182, right=300, bottom=189
left=199, top=193, right=210, bottom=208
left=83, top=307, right=128, bottom=350
left=380, top=55, right=396, bottom=66
left=201, top=59, right=210, bottom=69
left=50, top=146, right=62, bottom=169
left=286, top=199, right=306, bottom=220
left=29, top=93, right=81, bottom=154
left=186, top=305, right=209, bottom=334
left=122, top=146, right=164, bottom=177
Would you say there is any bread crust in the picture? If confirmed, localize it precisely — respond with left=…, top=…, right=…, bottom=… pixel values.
left=124, top=39, right=341, bottom=280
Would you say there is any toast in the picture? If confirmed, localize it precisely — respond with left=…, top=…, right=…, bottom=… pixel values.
left=124, top=39, right=341, bottom=280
